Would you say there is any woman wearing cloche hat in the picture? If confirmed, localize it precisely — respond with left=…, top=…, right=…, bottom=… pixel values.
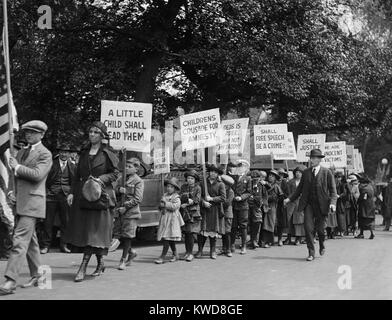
left=65, top=121, right=119, bottom=282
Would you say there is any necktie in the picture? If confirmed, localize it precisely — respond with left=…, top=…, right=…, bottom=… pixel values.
left=21, top=146, right=31, bottom=163
left=61, top=161, right=66, bottom=172
left=312, top=168, right=316, bottom=177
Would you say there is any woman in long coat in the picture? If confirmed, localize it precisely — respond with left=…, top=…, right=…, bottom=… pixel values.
left=347, top=174, right=360, bottom=235
left=355, top=175, right=376, bottom=239
left=287, top=166, right=306, bottom=245
left=180, top=170, right=202, bottom=262
left=335, top=172, right=350, bottom=237
left=66, top=122, right=119, bottom=282
left=261, top=170, right=283, bottom=248
left=196, top=165, right=226, bottom=259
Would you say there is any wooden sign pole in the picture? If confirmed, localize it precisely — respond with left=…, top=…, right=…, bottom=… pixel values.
left=270, top=152, right=274, bottom=170
left=201, top=148, right=209, bottom=199
left=285, top=160, right=289, bottom=173
left=121, top=148, right=127, bottom=206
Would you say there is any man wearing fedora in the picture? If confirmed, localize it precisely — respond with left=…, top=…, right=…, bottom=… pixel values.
left=284, top=149, right=337, bottom=261
left=0, top=120, right=52, bottom=295
left=39, top=142, right=76, bottom=254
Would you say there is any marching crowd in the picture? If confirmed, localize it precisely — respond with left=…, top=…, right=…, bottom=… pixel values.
left=0, top=120, right=381, bottom=295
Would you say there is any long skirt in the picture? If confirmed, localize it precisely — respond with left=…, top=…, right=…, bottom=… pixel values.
left=293, top=224, right=305, bottom=237
left=182, top=220, right=201, bottom=234
left=65, top=200, right=113, bottom=255
left=337, top=212, right=347, bottom=232
left=358, top=216, right=375, bottom=231
left=262, top=203, right=277, bottom=233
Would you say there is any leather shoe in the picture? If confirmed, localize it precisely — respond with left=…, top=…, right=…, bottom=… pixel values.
left=40, top=247, right=49, bottom=254
left=21, top=276, right=43, bottom=288
left=306, top=255, right=315, bottom=262
left=320, top=248, right=326, bottom=256
left=60, top=245, right=71, bottom=254
left=0, top=281, right=17, bottom=295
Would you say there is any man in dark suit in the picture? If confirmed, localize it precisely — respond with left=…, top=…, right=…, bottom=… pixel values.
left=284, top=149, right=337, bottom=261
left=39, top=143, right=76, bottom=254
left=0, top=120, right=52, bottom=295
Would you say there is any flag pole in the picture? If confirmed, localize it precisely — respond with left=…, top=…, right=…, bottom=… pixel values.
left=3, top=0, right=14, bottom=155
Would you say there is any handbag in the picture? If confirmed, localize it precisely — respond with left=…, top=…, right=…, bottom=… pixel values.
left=79, top=155, right=110, bottom=211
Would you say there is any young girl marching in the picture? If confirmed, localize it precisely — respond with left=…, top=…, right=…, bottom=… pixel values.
left=155, top=177, right=184, bottom=264
left=180, top=170, right=202, bottom=262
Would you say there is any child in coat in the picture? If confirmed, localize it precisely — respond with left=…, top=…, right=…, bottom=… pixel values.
left=115, top=158, right=144, bottom=270
left=155, top=177, right=184, bottom=264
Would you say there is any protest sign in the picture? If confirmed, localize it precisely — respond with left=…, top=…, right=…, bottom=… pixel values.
left=353, top=149, right=360, bottom=172
left=346, top=145, right=354, bottom=170
left=274, top=132, right=297, bottom=160
left=321, top=141, right=347, bottom=168
left=180, top=108, right=221, bottom=151
left=100, top=100, right=152, bottom=152
left=218, top=118, right=249, bottom=155
left=254, top=124, right=288, bottom=156
left=296, top=134, right=326, bottom=162
left=153, top=147, right=170, bottom=175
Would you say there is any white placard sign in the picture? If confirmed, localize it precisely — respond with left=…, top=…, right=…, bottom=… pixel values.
left=254, top=124, right=288, bottom=156
left=346, top=145, right=354, bottom=170
left=296, top=134, right=326, bottom=162
left=153, top=147, right=170, bottom=174
left=100, top=100, right=152, bottom=152
left=218, top=118, right=249, bottom=155
left=353, top=149, right=360, bottom=172
left=321, top=141, right=347, bottom=168
left=274, top=132, right=297, bottom=160
left=180, top=108, right=221, bottom=151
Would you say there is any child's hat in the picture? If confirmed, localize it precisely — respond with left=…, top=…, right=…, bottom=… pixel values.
left=164, top=177, right=180, bottom=190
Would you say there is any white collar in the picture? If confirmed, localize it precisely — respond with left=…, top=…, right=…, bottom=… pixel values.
left=29, top=141, right=42, bottom=151
left=312, top=165, right=321, bottom=175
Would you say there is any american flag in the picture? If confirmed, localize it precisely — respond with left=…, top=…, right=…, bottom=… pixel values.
left=0, top=27, right=18, bottom=228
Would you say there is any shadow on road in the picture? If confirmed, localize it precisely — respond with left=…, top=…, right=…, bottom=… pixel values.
left=253, top=256, right=305, bottom=262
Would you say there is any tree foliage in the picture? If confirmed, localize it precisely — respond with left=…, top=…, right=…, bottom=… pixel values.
left=3, top=0, right=392, bottom=155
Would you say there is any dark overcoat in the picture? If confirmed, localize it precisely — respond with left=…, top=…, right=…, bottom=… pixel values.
left=65, top=145, right=119, bottom=251
left=200, top=179, right=226, bottom=233
left=289, top=166, right=337, bottom=217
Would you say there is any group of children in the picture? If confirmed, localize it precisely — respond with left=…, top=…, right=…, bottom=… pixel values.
left=112, top=158, right=374, bottom=267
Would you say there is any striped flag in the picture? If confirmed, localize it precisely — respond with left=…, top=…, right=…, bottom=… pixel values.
left=0, top=27, right=18, bottom=227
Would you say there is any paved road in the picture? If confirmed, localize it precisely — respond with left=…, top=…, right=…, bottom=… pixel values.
left=0, top=216, right=391, bottom=300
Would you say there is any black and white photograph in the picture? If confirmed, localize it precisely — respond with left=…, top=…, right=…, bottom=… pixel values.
left=0, top=0, right=391, bottom=308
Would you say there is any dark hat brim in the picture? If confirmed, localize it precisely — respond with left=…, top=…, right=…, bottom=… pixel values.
left=22, top=126, right=45, bottom=133
left=164, top=179, right=180, bottom=190
left=269, top=170, right=281, bottom=180
left=207, top=165, right=224, bottom=175
left=184, top=171, right=200, bottom=181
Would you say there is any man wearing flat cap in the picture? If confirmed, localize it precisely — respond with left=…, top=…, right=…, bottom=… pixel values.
left=39, top=142, right=76, bottom=254
left=0, top=120, right=52, bottom=295
left=284, top=149, right=337, bottom=261
left=230, top=159, right=252, bottom=255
